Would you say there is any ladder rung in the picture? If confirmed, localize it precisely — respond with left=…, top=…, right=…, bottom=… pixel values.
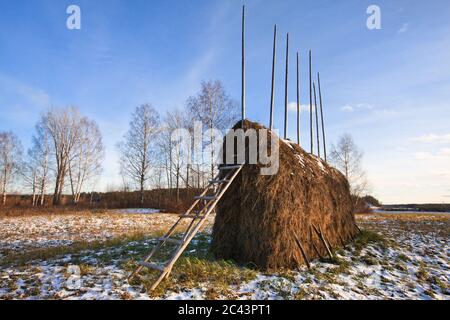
left=138, top=261, right=165, bottom=272
left=179, top=214, right=206, bottom=219
left=209, top=179, right=229, bottom=184
left=158, top=237, right=183, bottom=245
left=194, top=196, right=217, bottom=201
left=219, top=165, right=243, bottom=170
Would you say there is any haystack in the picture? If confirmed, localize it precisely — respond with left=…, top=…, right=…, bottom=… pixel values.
left=211, top=120, right=358, bottom=269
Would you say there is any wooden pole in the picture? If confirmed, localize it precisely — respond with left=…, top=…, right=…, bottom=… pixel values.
left=269, top=25, right=277, bottom=130
left=296, top=52, right=300, bottom=146
left=241, top=5, right=246, bottom=127
left=294, top=232, right=311, bottom=269
left=313, top=82, right=320, bottom=158
left=317, top=72, right=327, bottom=162
left=310, top=225, right=323, bottom=259
left=284, top=33, right=289, bottom=139
left=312, top=224, right=333, bottom=259
left=339, top=234, right=346, bottom=249
left=309, top=50, right=313, bottom=154
left=319, top=225, right=334, bottom=257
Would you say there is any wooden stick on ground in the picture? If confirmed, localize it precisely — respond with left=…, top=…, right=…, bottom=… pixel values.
left=310, top=225, right=323, bottom=259
left=339, top=234, right=346, bottom=248
left=319, top=225, right=334, bottom=257
left=294, top=232, right=311, bottom=269
left=312, top=224, right=333, bottom=259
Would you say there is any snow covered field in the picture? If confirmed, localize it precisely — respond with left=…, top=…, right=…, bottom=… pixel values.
left=0, top=209, right=180, bottom=258
left=0, top=211, right=448, bottom=300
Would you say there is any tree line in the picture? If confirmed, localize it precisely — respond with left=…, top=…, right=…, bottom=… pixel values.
left=0, top=80, right=238, bottom=206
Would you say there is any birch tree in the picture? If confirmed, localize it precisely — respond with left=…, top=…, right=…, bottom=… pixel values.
left=118, top=104, right=160, bottom=205
left=0, top=132, right=23, bottom=206
left=186, top=80, right=239, bottom=180
left=165, top=109, right=190, bottom=202
left=330, top=133, right=369, bottom=199
left=27, top=121, right=52, bottom=206
left=42, top=107, right=85, bottom=204
left=68, top=118, right=104, bottom=204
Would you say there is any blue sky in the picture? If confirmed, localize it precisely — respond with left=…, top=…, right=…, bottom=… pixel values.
left=1, top=0, right=450, bottom=204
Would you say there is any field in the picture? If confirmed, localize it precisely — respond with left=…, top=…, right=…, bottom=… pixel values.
left=0, top=210, right=448, bottom=300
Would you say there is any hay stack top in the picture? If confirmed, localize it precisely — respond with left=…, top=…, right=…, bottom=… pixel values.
left=212, top=120, right=358, bottom=269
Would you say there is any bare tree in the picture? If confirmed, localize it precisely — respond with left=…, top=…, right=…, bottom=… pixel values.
left=117, top=104, right=160, bottom=205
left=68, top=118, right=104, bottom=204
left=41, top=107, right=85, bottom=205
left=0, top=132, right=23, bottom=205
left=186, top=80, right=239, bottom=180
left=27, top=121, right=52, bottom=206
left=155, top=129, right=173, bottom=190
left=164, top=109, right=190, bottom=202
left=38, top=107, right=103, bottom=205
left=330, top=133, right=370, bottom=202
left=23, top=149, right=39, bottom=206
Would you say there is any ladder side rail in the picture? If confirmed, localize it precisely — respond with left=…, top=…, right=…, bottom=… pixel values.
left=162, top=166, right=243, bottom=277
left=179, top=167, right=237, bottom=242
left=130, top=183, right=216, bottom=279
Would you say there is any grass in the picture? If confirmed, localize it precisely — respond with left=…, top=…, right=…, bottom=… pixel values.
left=128, top=257, right=257, bottom=299
left=124, top=232, right=258, bottom=298
left=353, top=230, right=389, bottom=252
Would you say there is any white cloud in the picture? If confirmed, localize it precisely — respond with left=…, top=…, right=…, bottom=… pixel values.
left=288, top=102, right=314, bottom=113
left=398, top=23, right=409, bottom=34
left=0, top=74, right=50, bottom=110
left=413, top=133, right=450, bottom=144
left=16, top=84, right=50, bottom=108
left=341, top=105, right=354, bottom=112
left=340, top=103, right=373, bottom=113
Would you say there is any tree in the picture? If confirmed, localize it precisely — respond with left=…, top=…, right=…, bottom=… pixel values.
left=362, top=195, right=381, bottom=207
left=164, top=109, right=190, bottom=202
left=68, top=118, right=104, bottom=204
left=23, top=149, right=39, bottom=206
left=330, top=134, right=370, bottom=203
left=41, top=107, right=84, bottom=204
left=118, top=104, right=160, bottom=205
left=38, top=107, right=103, bottom=205
left=26, top=121, right=52, bottom=206
left=186, top=80, right=239, bottom=180
left=0, top=132, right=23, bottom=205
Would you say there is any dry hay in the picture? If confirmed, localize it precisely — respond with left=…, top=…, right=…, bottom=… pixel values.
left=211, top=120, right=358, bottom=269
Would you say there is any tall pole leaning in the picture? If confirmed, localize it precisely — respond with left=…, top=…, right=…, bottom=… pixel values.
left=318, top=72, right=327, bottom=162
left=284, top=33, right=289, bottom=139
left=296, top=52, right=300, bottom=146
left=269, top=25, right=277, bottom=130
left=309, top=50, right=313, bottom=154
left=241, top=5, right=246, bottom=127
left=313, top=82, right=321, bottom=158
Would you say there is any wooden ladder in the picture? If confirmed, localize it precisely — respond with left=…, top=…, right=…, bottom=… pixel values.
left=129, top=164, right=244, bottom=291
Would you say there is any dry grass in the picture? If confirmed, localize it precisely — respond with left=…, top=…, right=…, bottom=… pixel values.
left=124, top=234, right=258, bottom=299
